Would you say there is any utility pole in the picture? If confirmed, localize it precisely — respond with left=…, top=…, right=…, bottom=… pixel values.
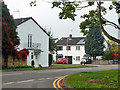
left=66, top=37, right=69, bottom=64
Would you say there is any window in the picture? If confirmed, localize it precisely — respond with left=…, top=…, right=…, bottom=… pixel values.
left=66, top=46, right=71, bottom=50
left=76, top=46, right=80, bottom=51
left=31, top=52, right=34, bottom=59
left=76, top=56, right=80, bottom=61
left=28, top=34, right=32, bottom=47
left=57, top=46, right=63, bottom=50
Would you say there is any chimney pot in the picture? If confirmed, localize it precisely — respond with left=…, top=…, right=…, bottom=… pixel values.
left=69, top=34, right=72, bottom=38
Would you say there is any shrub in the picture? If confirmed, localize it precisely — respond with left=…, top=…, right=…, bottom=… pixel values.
left=17, top=49, right=29, bottom=61
left=39, top=64, right=42, bottom=68
left=102, top=49, right=120, bottom=60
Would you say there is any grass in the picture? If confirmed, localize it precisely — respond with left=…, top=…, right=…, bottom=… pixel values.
left=65, top=69, right=119, bottom=89
left=2, top=64, right=91, bottom=71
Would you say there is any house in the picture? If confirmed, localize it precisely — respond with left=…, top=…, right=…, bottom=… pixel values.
left=15, top=17, right=49, bottom=67
left=53, top=34, right=86, bottom=64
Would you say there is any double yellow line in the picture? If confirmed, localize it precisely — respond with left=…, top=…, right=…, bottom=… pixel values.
left=53, top=75, right=68, bottom=90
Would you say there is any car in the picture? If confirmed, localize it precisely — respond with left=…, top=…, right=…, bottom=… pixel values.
left=80, top=58, right=87, bottom=64
left=56, top=57, right=68, bottom=64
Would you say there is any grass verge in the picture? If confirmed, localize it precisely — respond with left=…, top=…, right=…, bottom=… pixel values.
left=65, top=69, right=119, bottom=89
left=2, top=64, right=92, bottom=71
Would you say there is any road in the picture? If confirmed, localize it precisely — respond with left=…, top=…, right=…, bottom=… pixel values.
left=1, top=65, right=119, bottom=88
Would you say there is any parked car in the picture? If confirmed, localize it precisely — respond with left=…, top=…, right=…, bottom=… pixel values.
left=56, top=58, right=68, bottom=64
left=80, top=58, right=87, bottom=65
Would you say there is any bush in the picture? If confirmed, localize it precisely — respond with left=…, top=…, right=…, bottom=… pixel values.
left=39, top=64, right=42, bottom=68
left=102, top=50, right=113, bottom=60
left=102, top=49, right=120, bottom=60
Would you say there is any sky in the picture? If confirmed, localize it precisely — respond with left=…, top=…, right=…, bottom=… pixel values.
left=4, top=0, right=119, bottom=39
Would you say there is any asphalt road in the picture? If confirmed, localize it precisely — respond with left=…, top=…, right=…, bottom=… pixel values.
left=1, top=65, right=119, bottom=88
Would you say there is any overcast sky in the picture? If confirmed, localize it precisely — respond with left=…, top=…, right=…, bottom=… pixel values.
left=4, top=0, right=119, bottom=39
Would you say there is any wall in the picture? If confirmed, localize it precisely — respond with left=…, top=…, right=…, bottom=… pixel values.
left=2, top=56, right=27, bottom=68
left=92, top=60, right=114, bottom=65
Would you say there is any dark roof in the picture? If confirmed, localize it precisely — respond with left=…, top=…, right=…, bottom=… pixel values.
left=15, top=17, right=49, bottom=36
left=56, top=37, right=85, bottom=45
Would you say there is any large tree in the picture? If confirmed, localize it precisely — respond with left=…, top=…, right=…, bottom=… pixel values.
left=85, top=24, right=105, bottom=60
left=2, top=2, right=20, bottom=68
left=30, top=0, right=120, bottom=43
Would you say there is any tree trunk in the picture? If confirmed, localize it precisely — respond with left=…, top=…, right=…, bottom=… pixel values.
left=4, top=55, right=8, bottom=68
left=93, top=56, right=96, bottom=60
left=97, top=2, right=120, bottom=43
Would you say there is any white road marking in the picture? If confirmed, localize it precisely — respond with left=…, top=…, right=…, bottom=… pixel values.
left=2, top=73, right=22, bottom=76
left=17, top=79, right=35, bottom=83
left=3, top=82, right=15, bottom=85
left=46, top=78, right=51, bottom=79
left=38, top=78, right=45, bottom=81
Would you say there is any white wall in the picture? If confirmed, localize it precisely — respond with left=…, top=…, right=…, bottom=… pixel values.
left=54, top=45, right=85, bottom=64
left=17, top=19, right=49, bottom=67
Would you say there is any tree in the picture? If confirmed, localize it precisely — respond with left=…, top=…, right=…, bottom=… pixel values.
left=107, top=40, right=119, bottom=52
left=85, top=24, right=105, bottom=60
left=50, top=1, right=120, bottom=43
left=2, top=2, right=20, bottom=68
left=48, top=31, right=57, bottom=54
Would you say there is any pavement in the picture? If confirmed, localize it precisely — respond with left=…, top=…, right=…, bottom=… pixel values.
left=1, top=64, right=119, bottom=89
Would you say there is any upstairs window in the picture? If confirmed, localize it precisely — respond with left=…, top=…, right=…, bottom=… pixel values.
left=76, top=46, right=80, bottom=51
left=66, top=46, right=71, bottom=51
left=28, top=34, right=32, bottom=48
left=57, top=46, right=63, bottom=50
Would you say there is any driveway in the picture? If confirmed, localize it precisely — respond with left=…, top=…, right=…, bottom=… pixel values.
left=1, top=65, right=119, bottom=88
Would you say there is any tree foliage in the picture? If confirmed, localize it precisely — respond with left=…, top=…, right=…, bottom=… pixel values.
left=2, top=2, right=20, bottom=67
left=51, top=1, right=120, bottom=43
left=107, top=40, right=119, bottom=52
left=85, top=24, right=105, bottom=60
left=48, top=31, right=57, bottom=54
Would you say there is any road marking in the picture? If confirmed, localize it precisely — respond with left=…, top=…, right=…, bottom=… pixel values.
left=53, top=75, right=68, bottom=90
left=2, top=73, right=22, bottom=76
left=4, top=82, right=15, bottom=85
left=53, top=76, right=63, bottom=90
left=17, top=79, right=35, bottom=83
left=46, top=78, right=51, bottom=80
left=57, top=75, right=68, bottom=89
left=38, top=78, right=45, bottom=81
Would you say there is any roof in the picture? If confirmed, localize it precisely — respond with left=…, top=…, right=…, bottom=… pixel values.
left=56, top=37, right=85, bottom=45
left=15, top=17, right=49, bottom=36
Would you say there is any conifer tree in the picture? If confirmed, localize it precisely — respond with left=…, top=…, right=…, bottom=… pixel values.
left=85, top=24, right=105, bottom=60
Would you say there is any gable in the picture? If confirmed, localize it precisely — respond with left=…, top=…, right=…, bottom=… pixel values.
left=15, top=17, right=49, bottom=36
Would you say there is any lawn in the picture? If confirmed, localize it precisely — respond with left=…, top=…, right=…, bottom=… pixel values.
left=2, top=64, right=91, bottom=71
left=65, top=69, right=119, bottom=89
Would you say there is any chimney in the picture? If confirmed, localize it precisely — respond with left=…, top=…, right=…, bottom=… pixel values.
left=69, top=34, right=72, bottom=39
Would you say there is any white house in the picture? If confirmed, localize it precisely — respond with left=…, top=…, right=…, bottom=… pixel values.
left=53, top=35, right=86, bottom=64
left=15, top=17, right=49, bottom=67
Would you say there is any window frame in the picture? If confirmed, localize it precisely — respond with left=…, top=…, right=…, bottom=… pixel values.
left=66, top=46, right=71, bottom=51
left=76, top=46, right=80, bottom=51
left=76, top=56, right=80, bottom=61
left=57, top=46, right=63, bottom=51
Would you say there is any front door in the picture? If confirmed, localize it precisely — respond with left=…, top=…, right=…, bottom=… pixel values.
left=65, top=56, right=72, bottom=64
